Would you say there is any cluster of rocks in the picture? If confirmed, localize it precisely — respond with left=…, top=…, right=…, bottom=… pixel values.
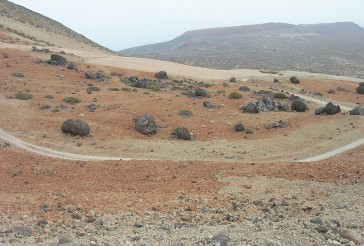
left=47, top=54, right=67, bottom=66
left=315, top=102, right=341, bottom=115
left=349, top=105, right=364, bottom=116
left=32, top=46, right=50, bottom=53
left=85, top=71, right=109, bottom=82
left=241, top=95, right=290, bottom=113
left=234, top=121, right=254, bottom=134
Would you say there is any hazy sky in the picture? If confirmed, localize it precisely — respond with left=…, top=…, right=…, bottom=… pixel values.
left=8, top=0, right=364, bottom=51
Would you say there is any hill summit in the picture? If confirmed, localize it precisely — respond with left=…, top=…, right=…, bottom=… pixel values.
left=120, top=22, right=364, bottom=78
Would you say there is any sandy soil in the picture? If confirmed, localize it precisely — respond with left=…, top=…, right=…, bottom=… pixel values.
left=0, top=41, right=363, bottom=245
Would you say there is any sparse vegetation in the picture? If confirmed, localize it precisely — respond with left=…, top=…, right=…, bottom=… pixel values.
left=63, top=97, right=81, bottom=104
left=12, top=72, right=24, bottom=78
left=15, top=91, right=32, bottom=100
left=88, top=86, right=100, bottom=91
left=44, top=94, right=54, bottom=99
left=110, top=71, right=122, bottom=77
left=39, top=104, right=51, bottom=110
left=121, top=87, right=131, bottom=92
left=228, top=92, right=242, bottom=99
left=178, top=110, right=193, bottom=118
left=108, top=87, right=120, bottom=91
left=274, top=92, right=287, bottom=99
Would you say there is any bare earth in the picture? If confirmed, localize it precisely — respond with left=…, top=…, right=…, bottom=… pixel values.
left=0, top=42, right=363, bottom=245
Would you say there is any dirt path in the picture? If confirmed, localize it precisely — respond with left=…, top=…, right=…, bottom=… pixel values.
left=1, top=127, right=363, bottom=163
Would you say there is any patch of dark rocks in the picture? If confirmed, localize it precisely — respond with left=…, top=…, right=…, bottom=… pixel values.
left=315, top=102, right=341, bottom=115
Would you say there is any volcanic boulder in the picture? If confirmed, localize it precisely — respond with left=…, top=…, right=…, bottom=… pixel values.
left=48, top=54, right=67, bottom=66
left=349, top=105, right=364, bottom=116
left=291, top=99, right=307, bottom=112
left=61, top=119, right=90, bottom=137
left=290, top=76, right=300, bottom=84
left=241, top=102, right=259, bottom=114
left=135, top=114, right=158, bottom=135
left=234, top=121, right=245, bottom=132
left=315, top=102, right=341, bottom=115
left=155, top=71, right=168, bottom=79
left=239, top=86, right=250, bottom=92
left=356, top=84, right=364, bottom=94
left=173, top=127, right=192, bottom=140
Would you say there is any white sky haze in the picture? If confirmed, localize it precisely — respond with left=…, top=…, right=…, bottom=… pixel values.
left=8, top=0, right=364, bottom=51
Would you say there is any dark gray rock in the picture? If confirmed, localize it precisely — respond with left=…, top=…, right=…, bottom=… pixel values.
left=203, top=101, right=213, bottom=108
left=61, top=119, right=90, bottom=137
left=291, top=99, right=307, bottom=112
left=316, top=225, right=329, bottom=233
left=67, top=63, right=75, bottom=70
left=349, top=105, right=364, bottom=115
left=289, top=94, right=301, bottom=101
left=173, top=127, right=191, bottom=140
left=257, top=96, right=278, bottom=112
left=310, top=217, right=324, bottom=225
left=274, top=78, right=279, bottom=83
left=315, top=102, right=341, bottom=115
left=59, top=235, right=72, bottom=244
left=234, top=121, right=245, bottom=132
left=328, top=89, right=336, bottom=94
left=290, top=76, right=300, bottom=84
left=195, top=88, right=208, bottom=97
left=132, top=79, right=148, bottom=88
left=134, top=221, right=144, bottom=228
left=230, top=77, right=236, bottom=82
left=208, top=233, right=230, bottom=246
left=155, top=71, right=168, bottom=79
left=242, top=102, right=259, bottom=114
left=135, top=114, right=158, bottom=135
left=13, top=226, right=33, bottom=238
left=85, top=71, right=95, bottom=79
left=88, top=104, right=98, bottom=112
left=48, top=54, right=67, bottom=66
left=128, top=76, right=139, bottom=82
left=239, top=86, right=250, bottom=91
left=356, top=85, right=364, bottom=94
left=37, top=219, right=48, bottom=227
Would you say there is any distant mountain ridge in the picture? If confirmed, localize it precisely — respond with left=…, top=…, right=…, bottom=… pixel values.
left=120, top=22, right=364, bottom=78
left=0, top=0, right=112, bottom=53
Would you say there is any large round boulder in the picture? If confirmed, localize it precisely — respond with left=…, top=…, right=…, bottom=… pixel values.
left=291, top=99, right=307, bottom=112
left=135, top=114, right=158, bottom=135
left=315, top=102, right=341, bottom=115
left=155, top=71, right=168, bottom=79
left=49, top=54, right=67, bottom=66
left=290, top=76, right=300, bottom=84
left=173, top=127, right=192, bottom=140
left=239, top=86, right=250, bottom=92
left=61, top=119, right=90, bottom=137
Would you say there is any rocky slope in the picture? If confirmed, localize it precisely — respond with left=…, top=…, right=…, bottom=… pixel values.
left=120, top=22, right=364, bottom=79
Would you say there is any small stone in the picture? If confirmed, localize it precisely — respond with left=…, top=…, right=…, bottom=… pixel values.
left=310, top=217, right=324, bottom=225
left=37, top=219, right=48, bottom=227
left=59, top=235, right=72, bottom=244
left=340, top=229, right=364, bottom=245
left=336, top=202, right=348, bottom=209
left=13, top=226, right=33, bottom=238
left=134, top=221, right=144, bottom=228
left=316, top=225, right=329, bottom=233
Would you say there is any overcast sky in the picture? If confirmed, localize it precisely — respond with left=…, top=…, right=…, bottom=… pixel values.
left=8, top=0, right=364, bottom=51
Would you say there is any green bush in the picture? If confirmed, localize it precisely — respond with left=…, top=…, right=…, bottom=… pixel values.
left=228, top=92, right=242, bottom=99
left=108, top=87, right=120, bottom=91
left=15, top=91, right=32, bottom=100
left=110, top=71, right=122, bottom=77
left=40, top=104, right=51, bottom=110
left=178, top=110, right=193, bottom=118
left=63, top=97, right=81, bottom=104
left=88, top=86, right=100, bottom=91
left=121, top=87, right=131, bottom=92
left=44, top=94, right=54, bottom=99
left=274, top=92, right=287, bottom=99
left=12, top=72, right=24, bottom=78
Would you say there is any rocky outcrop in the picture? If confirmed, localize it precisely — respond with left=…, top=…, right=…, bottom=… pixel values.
left=241, top=102, right=259, bottom=114
left=61, top=119, right=90, bottom=137
left=135, top=114, right=158, bottom=135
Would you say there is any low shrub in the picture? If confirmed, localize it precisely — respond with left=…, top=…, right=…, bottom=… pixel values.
left=12, top=72, right=24, bottom=78
left=228, top=92, right=242, bottom=99
left=63, top=97, right=81, bottom=104
left=15, top=91, right=32, bottom=100
left=178, top=110, right=193, bottom=118
left=108, top=87, right=120, bottom=91
left=274, top=92, right=287, bottom=99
